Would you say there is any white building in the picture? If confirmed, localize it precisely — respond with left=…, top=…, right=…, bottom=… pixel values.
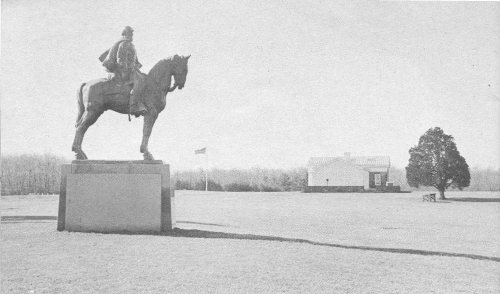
left=307, top=153, right=391, bottom=192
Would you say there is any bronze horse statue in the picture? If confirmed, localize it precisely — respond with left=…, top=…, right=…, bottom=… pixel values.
left=72, top=54, right=190, bottom=160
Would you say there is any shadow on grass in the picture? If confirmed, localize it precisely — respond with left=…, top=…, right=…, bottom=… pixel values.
left=177, top=220, right=227, bottom=227
left=1, top=215, right=57, bottom=222
left=167, top=228, right=500, bottom=263
left=1, top=216, right=228, bottom=227
left=447, top=197, right=500, bottom=203
left=25, top=215, right=495, bottom=262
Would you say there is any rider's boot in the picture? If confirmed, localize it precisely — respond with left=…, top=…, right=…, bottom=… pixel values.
left=129, top=90, right=147, bottom=117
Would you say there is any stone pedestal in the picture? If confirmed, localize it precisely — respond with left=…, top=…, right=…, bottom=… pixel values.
left=57, top=160, right=175, bottom=233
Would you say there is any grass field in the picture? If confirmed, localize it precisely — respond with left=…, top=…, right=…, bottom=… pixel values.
left=1, top=191, right=499, bottom=293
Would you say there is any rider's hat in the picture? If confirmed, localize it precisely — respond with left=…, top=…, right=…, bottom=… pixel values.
left=122, top=26, right=134, bottom=36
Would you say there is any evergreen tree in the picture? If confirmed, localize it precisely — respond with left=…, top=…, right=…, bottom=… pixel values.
left=406, top=127, right=470, bottom=199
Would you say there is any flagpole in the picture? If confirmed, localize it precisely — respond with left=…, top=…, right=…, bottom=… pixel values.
left=195, top=147, right=208, bottom=191
left=205, top=151, right=208, bottom=192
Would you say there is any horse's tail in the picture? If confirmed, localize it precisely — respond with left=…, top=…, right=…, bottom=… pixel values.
left=75, top=83, right=86, bottom=128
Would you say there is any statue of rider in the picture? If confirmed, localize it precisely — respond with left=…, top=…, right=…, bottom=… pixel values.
left=99, top=26, right=147, bottom=117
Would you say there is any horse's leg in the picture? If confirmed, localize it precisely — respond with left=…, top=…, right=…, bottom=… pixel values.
left=72, top=110, right=103, bottom=160
left=140, top=111, right=158, bottom=160
left=72, top=129, right=86, bottom=160
left=72, top=117, right=87, bottom=160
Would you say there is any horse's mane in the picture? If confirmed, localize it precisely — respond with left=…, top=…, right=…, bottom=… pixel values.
left=148, top=55, right=179, bottom=83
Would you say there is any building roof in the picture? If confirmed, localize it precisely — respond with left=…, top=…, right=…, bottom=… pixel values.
left=308, top=155, right=390, bottom=170
left=352, top=156, right=391, bottom=167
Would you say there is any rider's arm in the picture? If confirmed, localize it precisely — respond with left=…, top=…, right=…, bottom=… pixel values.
left=130, top=43, right=142, bottom=69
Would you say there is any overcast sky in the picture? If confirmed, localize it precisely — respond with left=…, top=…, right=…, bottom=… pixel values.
left=1, top=0, right=499, bottom=170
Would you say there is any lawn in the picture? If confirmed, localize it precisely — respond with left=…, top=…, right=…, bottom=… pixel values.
left=1, top=191, right=499, bottom=293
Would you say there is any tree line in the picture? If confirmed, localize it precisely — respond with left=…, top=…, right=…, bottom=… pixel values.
left=173, top=167, right=308, bottom=192
left=0, top=153, right=498, bottom=195
left=1, top=154, right=67, bottom=195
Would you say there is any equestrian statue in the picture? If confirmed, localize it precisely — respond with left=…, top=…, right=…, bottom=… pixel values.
left=72, top=26, right=190, bottom=160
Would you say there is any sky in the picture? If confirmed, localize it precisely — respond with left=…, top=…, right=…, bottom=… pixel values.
left=1, top=0, right=499, bottom=171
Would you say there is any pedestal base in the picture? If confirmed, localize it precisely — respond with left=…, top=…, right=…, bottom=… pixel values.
left=57, top=160, right=175, bottom=233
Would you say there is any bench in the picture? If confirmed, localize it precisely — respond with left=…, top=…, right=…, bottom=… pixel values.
left=422, top=193, right=436, bottom=202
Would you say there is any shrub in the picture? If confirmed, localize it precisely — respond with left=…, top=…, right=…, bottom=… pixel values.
left=224, top=182, right=254, bottom=192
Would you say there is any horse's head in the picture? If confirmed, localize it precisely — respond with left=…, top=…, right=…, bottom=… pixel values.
left=171, top=54, right=190, bottom=90
left=148, top=55, right=191, bottom=93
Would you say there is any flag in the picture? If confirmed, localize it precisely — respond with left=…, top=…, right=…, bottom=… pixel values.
left=195, top=147, right=206, bottom=155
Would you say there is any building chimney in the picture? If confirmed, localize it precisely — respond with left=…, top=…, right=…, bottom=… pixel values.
left=344, top=152, right=351, bottom=158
